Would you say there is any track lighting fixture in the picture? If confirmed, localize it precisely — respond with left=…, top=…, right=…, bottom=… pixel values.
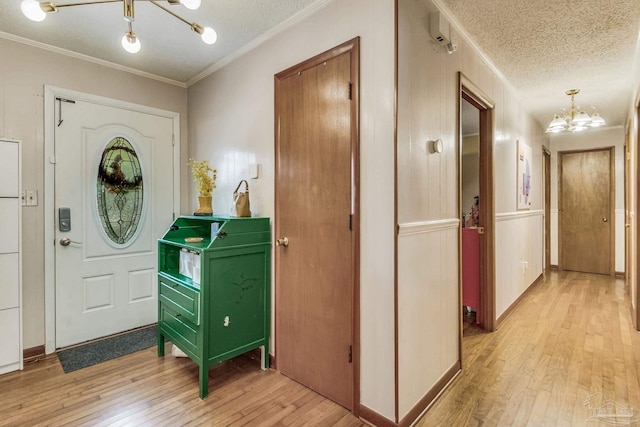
left=20, top=0, right=217, bottom=54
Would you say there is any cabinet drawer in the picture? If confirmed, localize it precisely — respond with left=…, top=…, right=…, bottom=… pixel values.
left=0, top=199, right=19, bottom=254
left=0, top=253, right=19, bottom=311
left=160, top=305, right=198, bottom=352
left=159, top=276, right=200, bottom=325
left=0, top=141, right=19, bottom=197
left=0, top=308, right=20, bottom=373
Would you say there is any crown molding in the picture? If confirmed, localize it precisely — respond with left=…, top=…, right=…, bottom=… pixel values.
left=186, top=0, right=334, bottom=87
left=0, top=30, right=187, bottom=88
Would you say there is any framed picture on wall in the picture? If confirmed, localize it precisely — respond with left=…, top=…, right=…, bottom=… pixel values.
left=517, top=140, right=532, bottom=209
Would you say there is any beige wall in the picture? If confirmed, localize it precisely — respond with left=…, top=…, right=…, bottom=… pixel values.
left=627, top=88, right=639, bottom=314
left=398, top=0, right=546, bottom=418
left=187, top=0, right=396, bottom=420
left=0, top=38, right=188, bottom=350
left=549, top=127, right=627, bottom=273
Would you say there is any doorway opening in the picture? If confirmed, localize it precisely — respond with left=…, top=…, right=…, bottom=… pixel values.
left=461, top=97, right=481, bottom=332
left=459, top=74, right=496, bottom=333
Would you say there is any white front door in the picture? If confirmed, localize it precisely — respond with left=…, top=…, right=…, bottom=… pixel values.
left=53, top=97, right=175, bottom=348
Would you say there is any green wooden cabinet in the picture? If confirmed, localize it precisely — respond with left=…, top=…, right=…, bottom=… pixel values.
left=157, top=215, right=271, bottom=398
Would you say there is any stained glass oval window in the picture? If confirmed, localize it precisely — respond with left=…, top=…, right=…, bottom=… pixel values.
left=97, top=137, right=144, bottom=245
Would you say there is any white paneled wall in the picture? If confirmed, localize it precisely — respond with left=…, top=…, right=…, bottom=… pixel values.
left=397, top=222, right=459, bottom=418
left=398, top=0, right=546, bottom=419
left=627, top=91, right=639, bottom=311
left=495, top=212, right=544, bottom=317
left=187, top=0, right=396, bottom=420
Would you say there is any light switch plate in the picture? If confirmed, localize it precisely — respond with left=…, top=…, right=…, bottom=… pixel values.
left=249, top=163, right=259, bottom=179
left=26, top=190, right=38, bottom=206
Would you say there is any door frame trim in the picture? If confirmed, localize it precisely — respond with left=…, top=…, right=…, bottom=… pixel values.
left=273, top=37, right=361, bottom=414
left=558, top=147, right=615, bottom=275
left=544, top=146, right=551, bottom=270
left=43, top=86, right=181, bottom=354
left=636, top=104, right=640, bottom=329
left=458, top=73, right=496, bottom=333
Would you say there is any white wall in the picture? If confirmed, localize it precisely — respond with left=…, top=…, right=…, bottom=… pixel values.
left=0, top=37, right=188, bottom=350
left=397, top=0, right=546, bottom=419
left=628, top=95, right=639, bottom=314
left=549, top=127, right=626, bottom=273
left=187, top=0, right=396, bottom=420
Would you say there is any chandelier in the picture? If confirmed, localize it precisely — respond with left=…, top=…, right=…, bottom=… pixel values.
left=20, top=0, right=217, bottom=54
left=545, top=89, right=606, bottom=133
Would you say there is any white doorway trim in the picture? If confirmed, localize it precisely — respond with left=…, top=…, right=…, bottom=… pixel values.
left=44, top=86, right=181, bottom=354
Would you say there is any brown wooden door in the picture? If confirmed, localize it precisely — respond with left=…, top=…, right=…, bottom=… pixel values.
left=274, top=42, right=357, bottom=410
left=560, top=148, right=614, bottom=275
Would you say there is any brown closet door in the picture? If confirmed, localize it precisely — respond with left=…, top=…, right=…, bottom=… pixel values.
left=560, top=148, right=614, bottom=275
left=274, top=48, right=356, bottom=409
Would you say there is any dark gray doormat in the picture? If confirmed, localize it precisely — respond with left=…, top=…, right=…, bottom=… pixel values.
left=57, top=325, right=157, bottom=373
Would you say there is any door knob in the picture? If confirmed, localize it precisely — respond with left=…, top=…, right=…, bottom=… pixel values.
left=602, top=217, right=608, bottom=223
left=60, top=237, right=82, bottom=246
left=276, top=237, right=289, bottom=247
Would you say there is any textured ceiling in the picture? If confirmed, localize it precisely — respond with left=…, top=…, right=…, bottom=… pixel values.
left=437, top=0, right=640, bottom=130
left=0, top=0, right=323, bottom=85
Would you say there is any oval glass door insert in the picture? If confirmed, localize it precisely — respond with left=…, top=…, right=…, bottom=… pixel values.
left=97, top=136, right=144, bottom=245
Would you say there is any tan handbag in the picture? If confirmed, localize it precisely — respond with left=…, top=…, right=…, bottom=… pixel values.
left=233, top=180, right=251, bottom=217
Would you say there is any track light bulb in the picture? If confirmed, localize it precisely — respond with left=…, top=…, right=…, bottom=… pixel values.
left=121, top=32, right=141, bottom=53
left=200, top=26, right=217, bottom=44
left=180, top=0, right=201, bottom=10
left=21, top=0, right=47, bottom=22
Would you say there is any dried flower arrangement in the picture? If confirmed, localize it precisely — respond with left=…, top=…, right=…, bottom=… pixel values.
left=187, top=158, right=217, bottom=197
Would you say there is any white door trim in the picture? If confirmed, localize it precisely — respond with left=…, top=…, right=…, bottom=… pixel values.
left=44, top=86, right=180, bottom=354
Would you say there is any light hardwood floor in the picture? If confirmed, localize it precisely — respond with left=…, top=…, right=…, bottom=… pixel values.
left=0, top=345, right=364, bottom=426
left=417, top=270, right=640, bottom=426
left=2, top=271, right=638, bottom=426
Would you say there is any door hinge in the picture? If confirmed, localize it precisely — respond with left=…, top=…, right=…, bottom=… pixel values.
left=348, top=82, right=352, bottom=100
left=348, top=345, right=352, bottom=363
left=349, top=214, right=353, bottom=230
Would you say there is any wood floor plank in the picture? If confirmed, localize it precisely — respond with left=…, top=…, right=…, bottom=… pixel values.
left=417, top=271, right=640, bottom=426
left=0, top=344, right=363, bottom=427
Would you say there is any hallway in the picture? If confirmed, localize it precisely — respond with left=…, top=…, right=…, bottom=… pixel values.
left=418, top=271, right=640, bottom=426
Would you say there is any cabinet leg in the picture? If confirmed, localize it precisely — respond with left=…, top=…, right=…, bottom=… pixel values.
left=260, top=344, right=269, bottom=370
left=199, top=364, right=209, bottom=399
left=158, top=331, right=165, bottom=357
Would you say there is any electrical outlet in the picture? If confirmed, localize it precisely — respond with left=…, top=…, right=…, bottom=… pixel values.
left=521, top=261, right=527, bottom=275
